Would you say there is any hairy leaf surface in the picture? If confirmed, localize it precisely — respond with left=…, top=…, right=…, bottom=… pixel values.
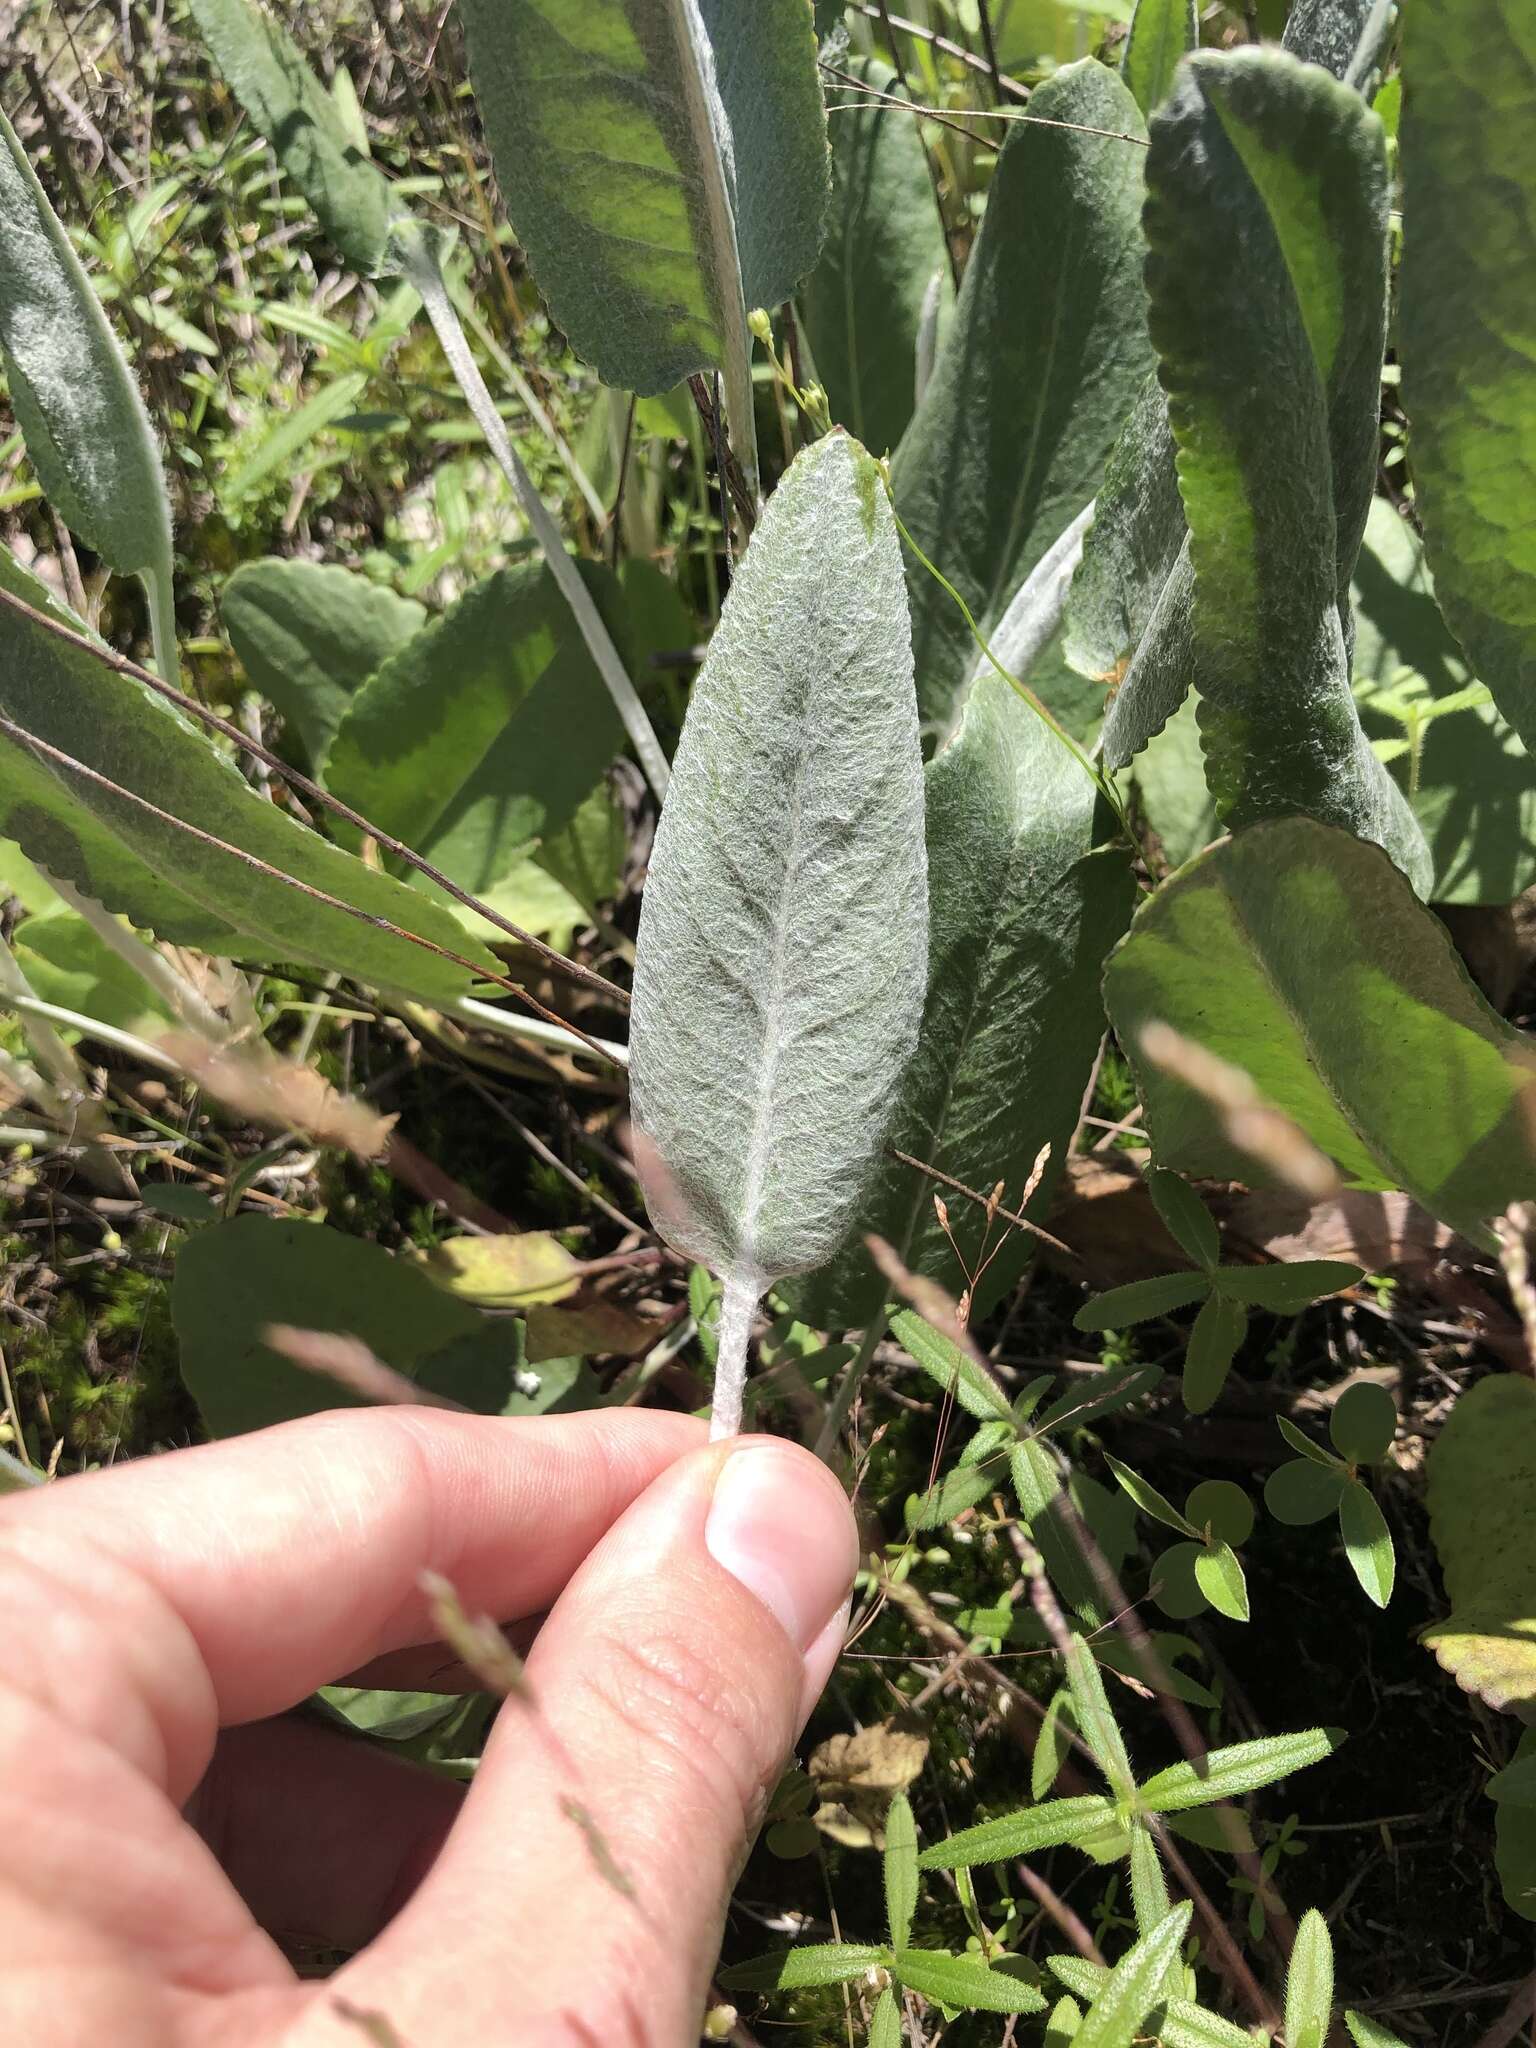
left=1123, top=0, right=1198, bottom=116
left=1103, top=818, right=1536, bottom=1246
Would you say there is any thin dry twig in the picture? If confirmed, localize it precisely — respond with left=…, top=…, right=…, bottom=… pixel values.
left=888, top=1146, right=1075, bottom=1258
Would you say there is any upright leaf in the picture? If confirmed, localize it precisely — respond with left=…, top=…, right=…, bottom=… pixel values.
left=793, top=675, right=1133, bottom=1325
left=892, top=60, right=1153, bottom=738
left=628, top=434, right=926, bottom=1433
left=1074, top=1905, right=1193, bottom=2048
left=800, top=56, right=950, bottom=455
left=1140, top=50, right=1429, bottom=893
left=1398, top=0, right=1536, bottom=758
left=1146, top=1168, right=1219, bottom=1270
left=1050, top=1959, right=1257, bottom=2048
left=1102, top=819, right=1536, bottom=1246
left=1284, top=1909, right=1334, bottom=2048
left=0, top=585, right=493, bottom=1002
left=325, top=564, right=626, bottom=896
left=0, top=107, right=173, bottom=597
left=1339, top=1481, right=1394, bottom=1608
left=1123, top=0, right=1198, bottom=116
left=187, top=0, right=394, bottom=273
left=884, top=1789, right=919, bottom=1950
left=1345, top=2017, right=1411, bottom=2048
left=459, top=0, right=830, bottom=491
left=222, top=559, right=426, bottom=769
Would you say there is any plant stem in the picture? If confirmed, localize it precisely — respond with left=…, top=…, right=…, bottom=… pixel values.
left=39, top=870, right=229, bottom=1039
left=710, top=1271, right=761, bottom=1440
left=815, top=1313, right=887, bottom=1460
left=397, top=230, right=673, bottom=806
left=145, top=555, right=181, bottom=691
left=445, top=993, right=628, bottom=1066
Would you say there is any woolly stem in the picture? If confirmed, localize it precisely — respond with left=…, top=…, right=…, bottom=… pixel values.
left=709, top=1271, right=761, bottom=1440
left=397, top=230, right=673, bottom=806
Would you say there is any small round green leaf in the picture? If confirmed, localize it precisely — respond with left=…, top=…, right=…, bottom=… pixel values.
left=766, top=1818, right=819, bottom=1859
left=1265, top=1458, right=1348, bottom=1526
left=1186, top=1479, right=1255, bottom=1547
left=1152, top=1540, right=1208, bottom=1620
left=1194, top=1538, right=1251, bottom=1623
left=1339, top=1479, right=1395, bottom=1607
left=1329, top=1381, right=1397, bottom=1464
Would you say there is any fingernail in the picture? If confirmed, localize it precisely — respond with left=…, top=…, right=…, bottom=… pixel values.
left=705, top=1441, right=859, bottom=1655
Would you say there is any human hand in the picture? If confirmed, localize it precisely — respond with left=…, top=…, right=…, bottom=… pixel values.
left=0, top=1407, right=858, bottom=2047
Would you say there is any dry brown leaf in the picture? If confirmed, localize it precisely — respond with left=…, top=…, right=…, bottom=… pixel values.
left=524, top=1299, right=671, bottom=1363
left=807, top=1717, right=930, bottom=1850
left=161, top=1032, right=394, bottom=1159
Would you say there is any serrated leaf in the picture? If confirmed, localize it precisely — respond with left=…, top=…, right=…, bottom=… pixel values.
left=1284, top=1909, right=1334, bottom=2048
left=1344, top=2015, right=1411, bottom=2048
left=1074, top=1272, right=1211, bottom=1332
left=1107, top=1453, right=1196, bottom=1539
left=1330, top=1381, right=1397, bottom=1464
left=794, top=671, right=1133, bottom=1327
left=888, top=1305, right=1013, bottom=1422
left=892, top=59, right=1152, bottom=738
left=326, top=563, right=626, bottom=896
left=895, top=1948, right=1046, bottom=2015
left=1182, top=1294, right=1247, bottom=1416
left=1214, top=1261, right=1361, bottom=1314
left=629, top=433, right=926, bottom=1427
left=1123, top=0, right=1198, bottom=116
left=0, top=569, right=494, bottom=1001
left=884, top=1789, right=919, bottom=1951
left=801, top=56, right=950, bottom=456
left=0, top=107, right=173, bottom=587
left=1193, top=1540, right=1249, bottom=1624
left=222, top=559, right=426, bottom=770
left=1140, top=49, right=1429, bottom=891
left=719, top=1942, right=886, bottom=1992
left=188, top=0, right=394, bottom=274
left=1425, top=1376, right=1536, bottom=1713
left=460, top=0, right=829, bottom=491
left=1147, top=1168, right=1220, bottom=1270
left=1076, top=1905, right=1193, bottom=2048
left=1398, top=0, right=1536, bottom=759
left=1102, top=818, right=1536, bottom=1247
left=1339, top=1481, right=1394, bottom=1608
left=917, top=1794, right=1119, bottom=1871
left=1138, top=1728, right=1342, bottom=1814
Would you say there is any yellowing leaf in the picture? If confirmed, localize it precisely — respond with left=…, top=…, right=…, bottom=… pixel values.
left=1426, top=1374, right=1536, bottom=1713
left=425, top=1233, right=582, bottom=1307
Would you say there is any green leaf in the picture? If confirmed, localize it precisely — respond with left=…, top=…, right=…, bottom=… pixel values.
left=719, top=1943, right=885, bottom=1992
left=1152, top=1542, right=1207, bottom=1622
left=1010, top=1438, right=1113, bottom=1625
left=1098, top=1632, right=1217, bottom=1712
left=222, top=560, right=426, bottom=770
left=1129, top=1819, right=1173, bottom=1940
left=1193, top=1540, right=1250, bottom=1623
left=171, top=1216, right=521, bottom=1436
left=326, top=563, right=626, bottom=897
left=1033, top=1686, right=1079, bottom=1802
left=1075, top=1905, right=1193, bottom=2048
left=906, top=1450, right=1008, bottom=1532
left=800, top=56, right=950, bottom=456
left=1138, top=1728, right=1343, bottom=1814
left=1034, top=1364, right=1163, bottom=1437
left=0, top=569, right=496, bottom=1001
left=895, top=1948, right=1045, bottom=2016
left=1074, top=1272, right=1211, bottom=1332
left=1107, top=1454, right=1197, bottom=1539
left=1049, top=1961, right=1258, bottom=2048
left=459, top=0, right=829, bottom=492
left=1147, top=1168, right=1219, bottom=1271
left=1424, top=1376, right=1536, bottom=1713
left=1064, top=1631, right=1136, bottom=1798
left=1284, top=1909, right=1334, bottom=2048
left=1133, top=694, right=1219, bottom=871
left=1140, top=49, right=1430, bottom=892
left=1339, top=1480, right=1394, bottom=1608
left=628, top=434, right=926, bottom=1428
left=1330, top=1381, right=1397, bottom=1464
left=1352, top=500, right=1536, bottom=907
left=1123, top=0, right=1198, bottom=116
left=1493, top=1729, right=1536, bottom=1924
left=1344, top=2015, right=1412, bottom=2048
left=187, top=0, right=394, bottom=274
left=1398, top=0, right=1536, bottom=759
left=1265, top=1458, right=1347, bottom=1531
left=892, top=59, right=1153, bottom=738
left=0, top=107, right=173, bottom=587
left=917, top=1794, right=1120, bottom=1871
left=1214, top=1261, right=1362, bottom=1314
left=13, top=910, right=174, bottom=1044
left=884, top=1789, right=919, bottom=1951
left=794, top=670, right=1133, bottom=1327
left=1184, top=1480, right=1253, bottom=1548
left=1046, top=1994, right=1084, bottom=2045
left=1277, top=1416, right=1347, bottom=1470
left=139, top=1182, right=219, bottom=1226
left=1182, top=1294, right=1247, bottom=1416
left=869, top=1987, right=903, bottom=2048
left=888, top=1306, right=1014, bottom=1423
left=1102, top=818, right=1536, bottom=1248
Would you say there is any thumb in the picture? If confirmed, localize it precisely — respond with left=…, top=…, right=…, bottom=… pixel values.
left=338, top=1435, right=859, bottom=2046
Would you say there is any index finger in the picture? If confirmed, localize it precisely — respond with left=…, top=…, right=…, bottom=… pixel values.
left=0, top=1406, right=702, bottom=1801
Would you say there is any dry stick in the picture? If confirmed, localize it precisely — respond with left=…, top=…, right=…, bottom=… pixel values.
left=395, top=232, right=673, bottom=806
left=1014, top=1862, right=1105, bottom=1968
left=1474, top=1968, right=1536, bottom=2048
left=0, top=583, right=627, bottom=1010
left=0, top=709, right=621, bottom=1071
left=888, top=1146, right=1075, bottom=1258
left=856, top=1, right=1032, bottom=98
left=823, top=61, right=1151, bottom=149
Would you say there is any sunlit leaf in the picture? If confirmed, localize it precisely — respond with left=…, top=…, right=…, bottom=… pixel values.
left=1075, top=1905, right=1193, bottom=2048
left=1138, top=1727, right=1343, bottom=1813
left=895, top=1947, right=1046, bottom=2015
left=1074, top=1272, right=1211, bottom=1331
left=1284, top=1909, right=1334, bottom=2048
left=884, top=1789, right=919, bottom=1951
left=917, top=1794, right=1119, bottom=1871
